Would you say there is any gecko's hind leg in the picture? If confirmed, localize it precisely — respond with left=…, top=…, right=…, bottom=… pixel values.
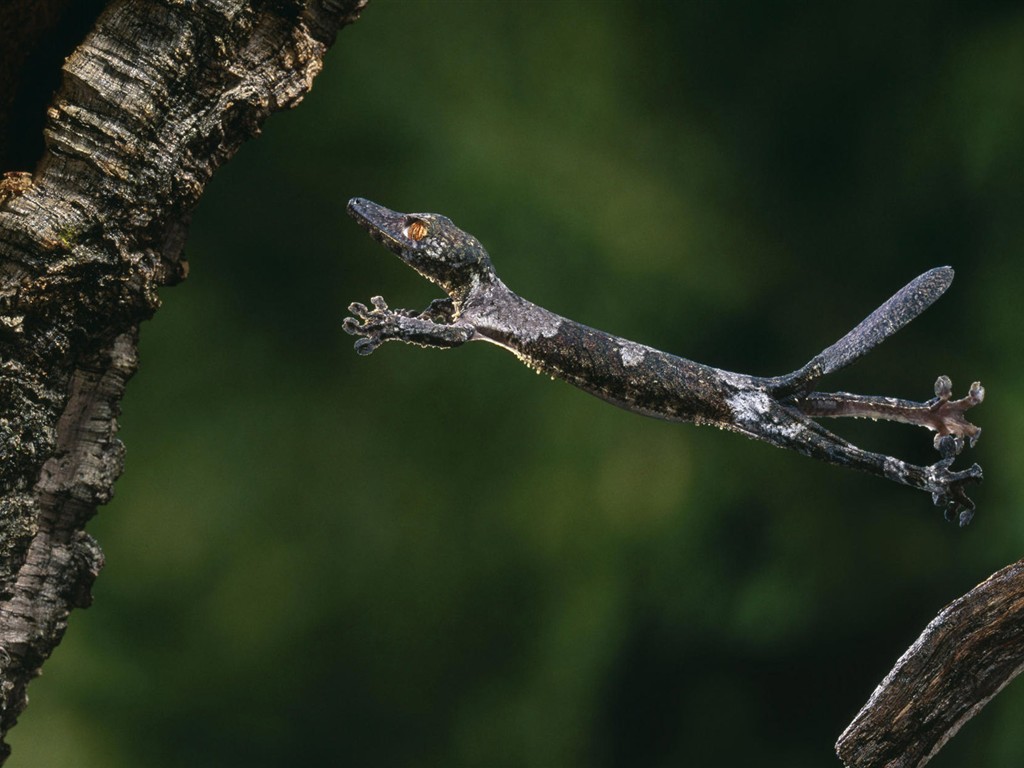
left=767, top=403, right=983, bottom=525
left=790, top=376, right=984, bottom=445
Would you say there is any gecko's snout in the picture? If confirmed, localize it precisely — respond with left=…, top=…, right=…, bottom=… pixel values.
left=346, top=196, right=370, bottom=222
left=347, top=197, right=412, bottom=255
left=347, top=197, right=397, bottom=228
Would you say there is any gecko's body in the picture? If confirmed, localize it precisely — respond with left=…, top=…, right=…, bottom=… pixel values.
left=343, top=198, right=983, bottom=524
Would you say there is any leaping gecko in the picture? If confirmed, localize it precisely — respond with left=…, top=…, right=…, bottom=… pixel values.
left=343, top=198, right=984, bottom=525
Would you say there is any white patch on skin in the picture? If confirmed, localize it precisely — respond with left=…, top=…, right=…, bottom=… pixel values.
left=726, top=388, right=805, bottom=440
left=476, top=302, right=562, bottom=341
left=727, top=389, right=772, bottom=425
left=776, top=419, right=805, bottom=439
left=618, top=341, right=647, bottom=367
left=884, top=456, right=908, bottom=480
left=518, top=303, right=564, bottom=340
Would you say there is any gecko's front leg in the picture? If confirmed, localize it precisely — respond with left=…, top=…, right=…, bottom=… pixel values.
left=343, top=296, right=474, bottom=355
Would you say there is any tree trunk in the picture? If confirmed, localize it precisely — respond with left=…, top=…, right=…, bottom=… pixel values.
left=0, top=0, right=366, bottom=759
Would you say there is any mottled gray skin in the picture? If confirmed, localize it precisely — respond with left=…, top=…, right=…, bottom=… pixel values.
left=343, top=198, right=984, bottom=525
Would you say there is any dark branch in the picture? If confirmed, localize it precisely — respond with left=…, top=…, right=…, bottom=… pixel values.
left=836, top=559, right=1024, bottom=767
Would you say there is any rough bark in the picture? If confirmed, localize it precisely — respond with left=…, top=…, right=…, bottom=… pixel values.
left=836, top=559, right=1024, bottom=767
left=0, top=0, right=366, bottom=759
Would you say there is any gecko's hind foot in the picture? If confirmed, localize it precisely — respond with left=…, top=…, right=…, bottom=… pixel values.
left=930, top=429, right=983, bottom=527
left=343, top=296, right=399, bottom=355
left=928, top=460, right=983, bottom=527
left=928, top=376, right=984, bottom=448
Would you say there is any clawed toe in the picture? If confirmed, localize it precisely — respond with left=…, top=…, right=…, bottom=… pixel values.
left=933, top=375, right=952, bottom=400
left=931, top=461, right=983, bottom=527
left=354, top=336, right=381, bottom=356
left=928, top=376, right=983, bottom=448
left=343, top=296, right=399, bottom=353
left=935, top=434, right=963, bottom=462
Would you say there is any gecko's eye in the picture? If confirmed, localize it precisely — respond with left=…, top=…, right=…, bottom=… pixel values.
left=404, top=219, right=428, bottom=242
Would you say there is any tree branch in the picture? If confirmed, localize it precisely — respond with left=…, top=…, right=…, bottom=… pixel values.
left=836, top=558, right=1024, bottom=767
left=0, top=0, right=366, bottom=759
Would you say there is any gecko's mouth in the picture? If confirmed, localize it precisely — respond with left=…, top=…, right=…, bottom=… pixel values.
left=347, top=198, right=409, bottom=256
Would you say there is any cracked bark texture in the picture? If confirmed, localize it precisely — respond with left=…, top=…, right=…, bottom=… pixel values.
left=836, top=558, right=1024, bottom=768
left=0, top=0, right=366, bottom=759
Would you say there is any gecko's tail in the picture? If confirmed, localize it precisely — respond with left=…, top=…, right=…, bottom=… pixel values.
left=772, top=267, right=954, bottom=396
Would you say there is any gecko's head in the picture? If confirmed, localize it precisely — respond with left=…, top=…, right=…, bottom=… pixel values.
left=348, top=198, right=497, bottom=301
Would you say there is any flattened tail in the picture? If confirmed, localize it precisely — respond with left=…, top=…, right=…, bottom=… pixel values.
left=773, top=266, right=954, bottom=395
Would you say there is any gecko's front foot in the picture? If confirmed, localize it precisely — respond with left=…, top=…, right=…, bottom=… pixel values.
left=343, top=296, right=400, bottom=355
left=343, top=296, right=474, bottom=354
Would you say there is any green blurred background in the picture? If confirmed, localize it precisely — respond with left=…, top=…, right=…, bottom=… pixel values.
left=11, top=1, right=1024, bottom=765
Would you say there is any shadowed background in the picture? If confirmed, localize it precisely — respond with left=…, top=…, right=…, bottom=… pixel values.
left=11, top=1, right=1024, bottom=766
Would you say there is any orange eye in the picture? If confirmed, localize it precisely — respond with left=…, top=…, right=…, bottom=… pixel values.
left=405, top=220, right=428, bottom=241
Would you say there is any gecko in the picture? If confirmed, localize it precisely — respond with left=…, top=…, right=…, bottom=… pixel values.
left=342, top=198, right=984, bottom=525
